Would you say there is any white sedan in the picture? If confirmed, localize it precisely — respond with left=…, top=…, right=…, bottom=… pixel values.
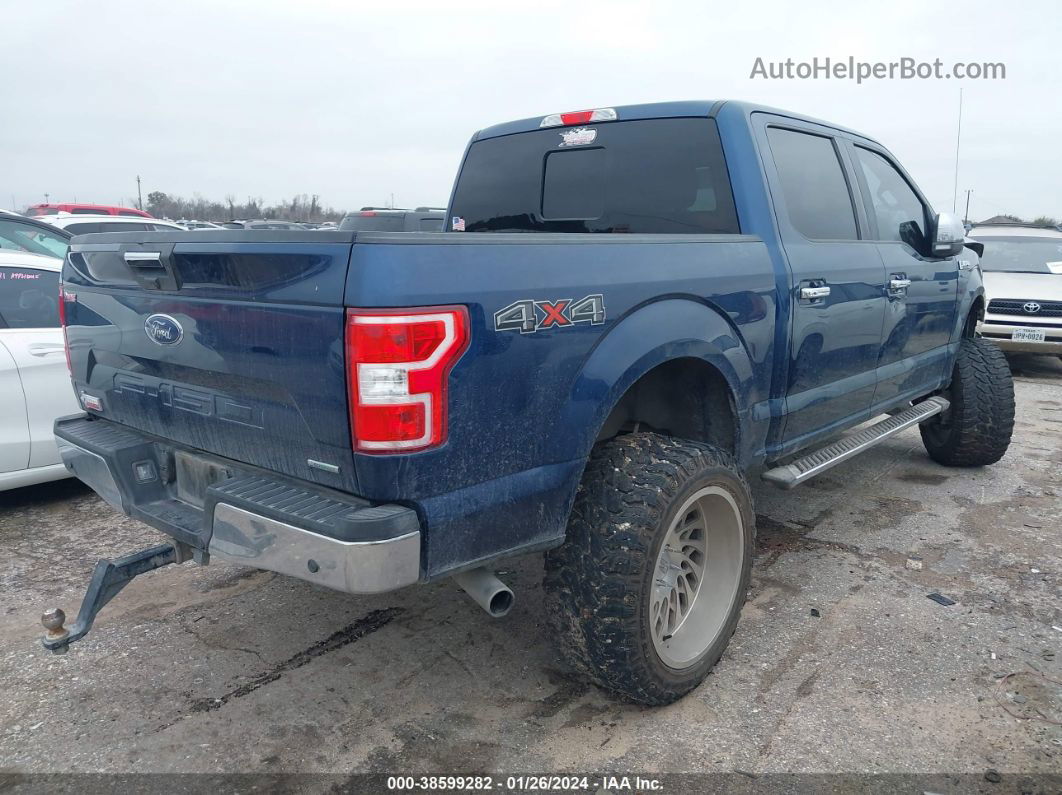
left=41, top=213, right=185, bottom=235
left=0, top=251, right=81, bottom=490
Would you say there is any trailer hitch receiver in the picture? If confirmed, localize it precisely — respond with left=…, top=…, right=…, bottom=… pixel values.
left=40, top=543, right=182, bottom=654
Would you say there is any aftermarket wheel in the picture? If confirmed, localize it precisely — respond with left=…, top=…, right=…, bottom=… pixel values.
left=543, top=433, right=754, bottom=705
left=920, top=337, right=1014, bottom=466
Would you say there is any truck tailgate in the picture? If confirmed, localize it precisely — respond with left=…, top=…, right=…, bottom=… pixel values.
left=62, top=232, right=359, bottom=493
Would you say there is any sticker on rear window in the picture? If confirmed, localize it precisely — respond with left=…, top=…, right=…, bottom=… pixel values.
left=559, top=127, right=597, bottom=147
left=452, top=216, right=465, bottom=231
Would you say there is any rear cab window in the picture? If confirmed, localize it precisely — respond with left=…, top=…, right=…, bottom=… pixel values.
left=0, top=267, right=60, bottom=328
left=449, top=117, right=739, bottom=234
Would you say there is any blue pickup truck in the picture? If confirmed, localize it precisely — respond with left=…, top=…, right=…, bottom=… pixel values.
left=45, top=101, right=1013, bottom=705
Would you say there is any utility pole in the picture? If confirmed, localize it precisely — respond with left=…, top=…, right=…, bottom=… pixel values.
left=963, top=190, right=972, bottom=225
left=952, top=88, right=963, bottom=213
left=136, top=175, right=143, bottom=211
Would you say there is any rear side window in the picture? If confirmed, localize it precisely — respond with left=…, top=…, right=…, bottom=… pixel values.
left=450, top=118, right=739, bottom=234
left=0, top=219, right=69, bottom=259
left=418, top=217, right=444, bottom=231
left=766, top=127, right=858, bottom=240
left=0, top=267, right=60, bottom=328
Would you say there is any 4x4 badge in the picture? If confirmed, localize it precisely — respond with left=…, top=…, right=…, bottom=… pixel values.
left=494, top=294, right=605, bottom=334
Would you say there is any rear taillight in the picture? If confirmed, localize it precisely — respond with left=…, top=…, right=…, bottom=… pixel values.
left=540, top=107, right=618, bottom=127
left=346, top=306, right=469, bottom=453
left=58, top=284, right=74, bottom=375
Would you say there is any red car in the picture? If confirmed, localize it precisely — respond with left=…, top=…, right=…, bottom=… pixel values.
left=25, top=203, right=152, bottom=219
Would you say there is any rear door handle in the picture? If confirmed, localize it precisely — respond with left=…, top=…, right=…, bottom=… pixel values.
left=889, top=278, right=912, bottom=290
left=799, top=286, right=831, bottom=300
left=28, top=343, right=66, bottom=357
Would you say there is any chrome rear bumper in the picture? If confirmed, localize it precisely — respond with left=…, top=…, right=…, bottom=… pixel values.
left=210, top=503, right=420, bottom=594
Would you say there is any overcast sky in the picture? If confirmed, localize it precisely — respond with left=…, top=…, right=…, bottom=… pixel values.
left=5, top=0, right=1058, bottom=221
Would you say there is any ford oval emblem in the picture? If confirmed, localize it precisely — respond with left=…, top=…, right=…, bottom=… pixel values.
left=144, top=314, right=184, bottom=345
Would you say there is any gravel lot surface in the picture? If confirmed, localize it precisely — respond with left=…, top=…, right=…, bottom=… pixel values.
left=1, top=354, right=1059, bottom=789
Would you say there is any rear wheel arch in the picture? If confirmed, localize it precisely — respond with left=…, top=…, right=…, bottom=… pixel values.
left=563, top=297, right=755, bottom=462
left=594, top=357, right=738, bottom=454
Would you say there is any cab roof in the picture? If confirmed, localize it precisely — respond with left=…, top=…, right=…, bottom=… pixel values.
left=473, top=100, right=878, bottom=144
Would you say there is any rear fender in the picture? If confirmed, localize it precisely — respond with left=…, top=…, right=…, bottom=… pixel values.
left=560, top=298, right=754, bottom=462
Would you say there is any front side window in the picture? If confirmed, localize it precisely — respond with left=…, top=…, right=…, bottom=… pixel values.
left=0, top=267, right=60, bottom=329
left=450, top=117, right=739, bottom=234
left=855, top=147, right=927, bottom=250
left=766, top=127, right=858, bottom=240
left=0, top=219, right=69, bottom=259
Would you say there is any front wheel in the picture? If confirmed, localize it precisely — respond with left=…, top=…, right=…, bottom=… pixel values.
left=543, top=433, right=754, bottom=705
left=920, top=337, right=1014, bottom=466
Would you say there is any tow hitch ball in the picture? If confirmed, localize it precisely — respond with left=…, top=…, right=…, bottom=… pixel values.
left=39, top=542, right=197, bottom=654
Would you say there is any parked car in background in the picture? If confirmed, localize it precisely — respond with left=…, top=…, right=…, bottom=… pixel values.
left=968, top=223, right=1062, bottom=356
left=338, top=207, right=445, bottom=232
left=41, top=214, right=185, bottom=235
left=26, top=203, right=152, bottom=219
left=0, top=212, right=72, bottom=259
left=219, top=219, right=309, bottom=230
left=176, top=220, right=223, bottom=230
left=0, top=251, right=79, bottom=490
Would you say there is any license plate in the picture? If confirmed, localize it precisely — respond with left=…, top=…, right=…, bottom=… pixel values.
left=1011, top=327, right=1046, bottom=343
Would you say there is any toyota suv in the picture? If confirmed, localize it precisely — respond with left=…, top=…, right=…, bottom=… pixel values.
left=968, top=223, right=1062, bottom=357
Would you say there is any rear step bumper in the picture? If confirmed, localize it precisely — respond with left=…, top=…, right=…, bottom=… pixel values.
left=54, top=415, right=421, bottom=595
left=761, top=397, right=950, bottom=489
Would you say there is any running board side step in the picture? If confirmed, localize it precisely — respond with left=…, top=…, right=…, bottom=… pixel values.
left=762, top=397, right=949, bottom=489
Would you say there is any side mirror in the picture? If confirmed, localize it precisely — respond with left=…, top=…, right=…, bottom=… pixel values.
left=930, top=212, right=965, bottom=258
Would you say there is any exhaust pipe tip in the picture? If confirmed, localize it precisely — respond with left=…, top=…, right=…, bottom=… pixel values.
left=454, top=567, right=514, bottom=618
left=486, top=587, right=514, bottom=618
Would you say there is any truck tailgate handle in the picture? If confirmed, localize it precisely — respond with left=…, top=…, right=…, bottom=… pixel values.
left=123, top=251, right=165, bottom=268
left=118, top=243, right=180, bottom=290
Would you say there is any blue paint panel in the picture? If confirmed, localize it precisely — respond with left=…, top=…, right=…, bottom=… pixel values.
left=345, top=237, right=778, bottom=504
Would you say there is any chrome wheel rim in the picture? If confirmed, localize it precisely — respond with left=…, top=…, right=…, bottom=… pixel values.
left=650, top=485, right=744, bottom=669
